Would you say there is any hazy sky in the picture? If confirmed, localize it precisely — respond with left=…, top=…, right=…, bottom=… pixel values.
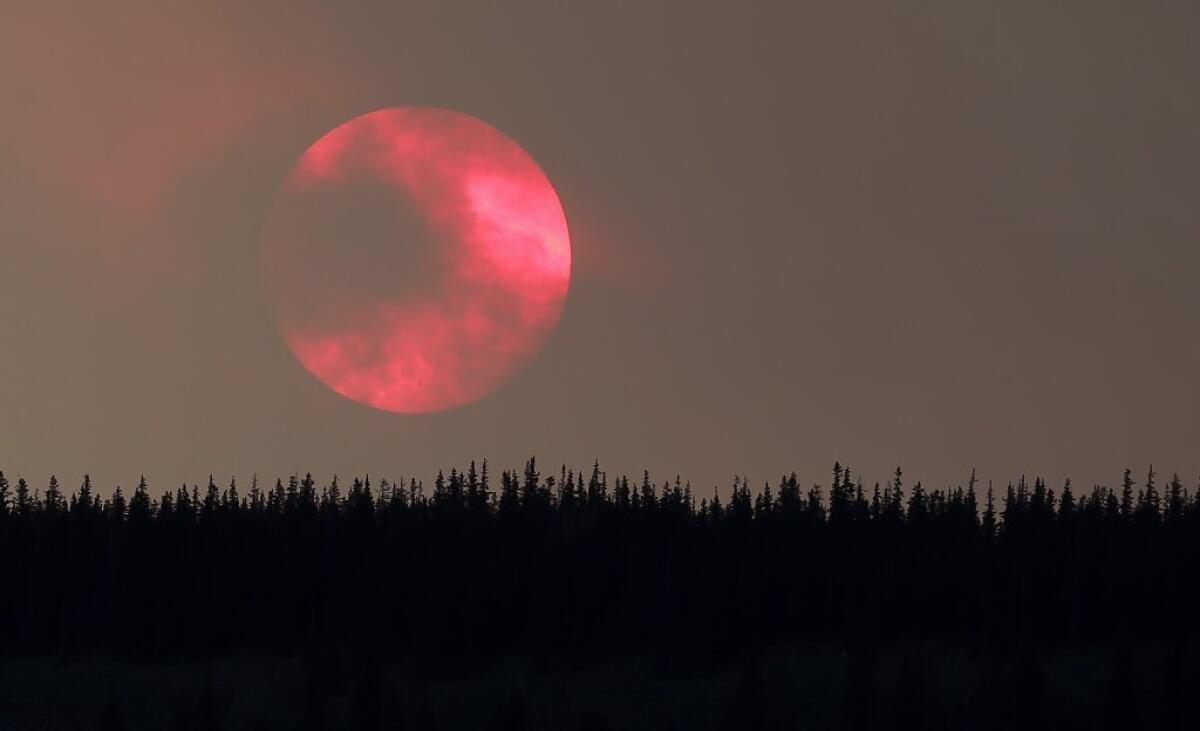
left=1, top=0, right=1196, bottom=496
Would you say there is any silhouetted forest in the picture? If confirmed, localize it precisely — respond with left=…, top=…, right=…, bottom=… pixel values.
left=2, top=459, right=1197, bottom=658
left=1, top=460, right=1198, bottom=729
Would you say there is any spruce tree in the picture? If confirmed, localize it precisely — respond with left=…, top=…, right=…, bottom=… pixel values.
left=907, top=481, right=928, bottom=523
left=0, top=471, right=11, bottom=520
left=297, top=473, right=316, bottom=516
left=13, top=477, right=31, bottom=519
left=284, top=474, right=299, bottom=516
left=1165, top=473, right=1185, bottom=523
left=1058, top=479, right=1075, bottom=521
left=129, top=476, right=152, bottom=526
left=498, top=470, right=519, bottom=517
left=709, top=486, right=724, bottom=521
left=201, top=476, right=220, bottom=521
left=520, top=458, right=543, bottom=512
left=1136, top=465, right=1160, bottom=523
left=638, top=470, right=656, bottom=515
left=158, top=490, right=175, bottom=522
left=176, top=484, right=194, bottom=524
left=44, top=475, right=64, bottom=516
left=109, top=485, right=127, bottom=522
left=72, top=474, right=94, bottom=519
left=323, top=475, right=342, bottom=516
left=1119, top=469, right=1135, bottom=519
left=467, top=460, right=489, bottom=515
left=247, top=474, right=263, bottom=514
left=586, top=460, right=604, bottom=505
left=888, top=467, right=904, bottom=522
left=984, top=482, right=993, bottom=537
left=267, top=478, right=285, bottom=515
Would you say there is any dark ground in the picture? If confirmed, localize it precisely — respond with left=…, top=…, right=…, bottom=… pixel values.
left=0, top=640, right=1191, bottom=730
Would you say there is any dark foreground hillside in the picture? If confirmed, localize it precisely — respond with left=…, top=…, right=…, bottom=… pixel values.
left=0, top=460, right=1197, bottom=729
left=1, top=641, right=1195, bottom=730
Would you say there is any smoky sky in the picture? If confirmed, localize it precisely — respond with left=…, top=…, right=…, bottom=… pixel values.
left=0, top=0, right=1197, bottom=495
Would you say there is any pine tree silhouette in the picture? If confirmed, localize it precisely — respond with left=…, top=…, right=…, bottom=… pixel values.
left=44, top=474, right=64, bottom=516
left=1120, top=469, right=1135, bottom=519
left=129, top=475, right=152, bottom=526
left=14, top=476, right=32, bottom=518
left=72, top=474, right=93, bottom=519
left=108, top=485, right=126, bottom=522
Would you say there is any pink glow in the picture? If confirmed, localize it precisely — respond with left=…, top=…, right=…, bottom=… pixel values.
left=263, top=107, right=572, bottom=413
left=0, top=3, right=367, bottom=292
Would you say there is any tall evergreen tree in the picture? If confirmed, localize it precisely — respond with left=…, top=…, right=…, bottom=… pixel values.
left=201, top=476, right=220, bottom=521
left=14, top=477, right=32, bottom=519
left=44, top=475, right=64, bottom=516
left=129, top=475, right=152, bottom=526
left=467, top=460, right=489, bottom=515
left=158, top=490, right=175, bottom=522
left=247, top=474, right=263, bottom=514
left=0, top=471, right=9, bottom=519
left=322, top=475, right=342, bottom=516
left=498, top=470, right=519, bottom=518
left=1119, top=469, right=1135, bottom=519
left=1136, top=465, right=1160, bottom=523
left=638, top=470, right=656, bottom=515
left=267, top=478, right=285, bottom=515
left=1165, top=472, right=1185, bottom=524
left=709, top=486, right=724, bottom=522
left=869, top=483, right=883, bottom=521
left=109, top=485, right=127, bottom=522
left=586, top=460, right=605, bottom=505
left=1058, top=479, right=1075, bottom=521
left=297, top=473, right=316, bottom=516
left=283, top=475, right=299, bottom=516
left=887, top=467, right=904, bottom=522
left=521, top=458, right=543, bottom=512
left=72, top=474, right=94, bottom=519
left=907, top=481, right=928, bottom=524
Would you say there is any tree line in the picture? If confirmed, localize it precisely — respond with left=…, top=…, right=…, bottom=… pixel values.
left=0, top=460, right=1197, bottom=661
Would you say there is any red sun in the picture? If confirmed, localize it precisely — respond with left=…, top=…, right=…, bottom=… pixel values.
left=262, top=107, right=571, bottom=413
